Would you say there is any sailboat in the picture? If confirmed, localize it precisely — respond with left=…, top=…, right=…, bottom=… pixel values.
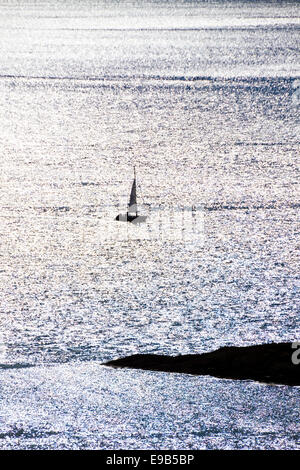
left=115, top=167, right=147, bottom=223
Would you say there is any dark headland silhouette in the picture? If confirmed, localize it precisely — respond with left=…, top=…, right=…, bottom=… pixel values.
left=104, top=342, right=299, bottom=386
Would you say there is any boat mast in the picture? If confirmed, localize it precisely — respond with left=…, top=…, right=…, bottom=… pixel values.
left=133, top=166, right=137, bottom=216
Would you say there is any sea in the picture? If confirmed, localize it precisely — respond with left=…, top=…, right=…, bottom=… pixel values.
left=0, top=0, right=299, bottom=450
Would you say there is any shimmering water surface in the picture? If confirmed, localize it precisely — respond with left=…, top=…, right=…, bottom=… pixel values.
left=0, top=0, right=299, bottom=450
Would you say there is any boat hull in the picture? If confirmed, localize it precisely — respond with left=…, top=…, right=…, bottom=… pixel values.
left=115, top=213, right=147, bottom=223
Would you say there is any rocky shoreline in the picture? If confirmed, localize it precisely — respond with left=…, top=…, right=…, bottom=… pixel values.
left=104, top=342, right=299, bottom=386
